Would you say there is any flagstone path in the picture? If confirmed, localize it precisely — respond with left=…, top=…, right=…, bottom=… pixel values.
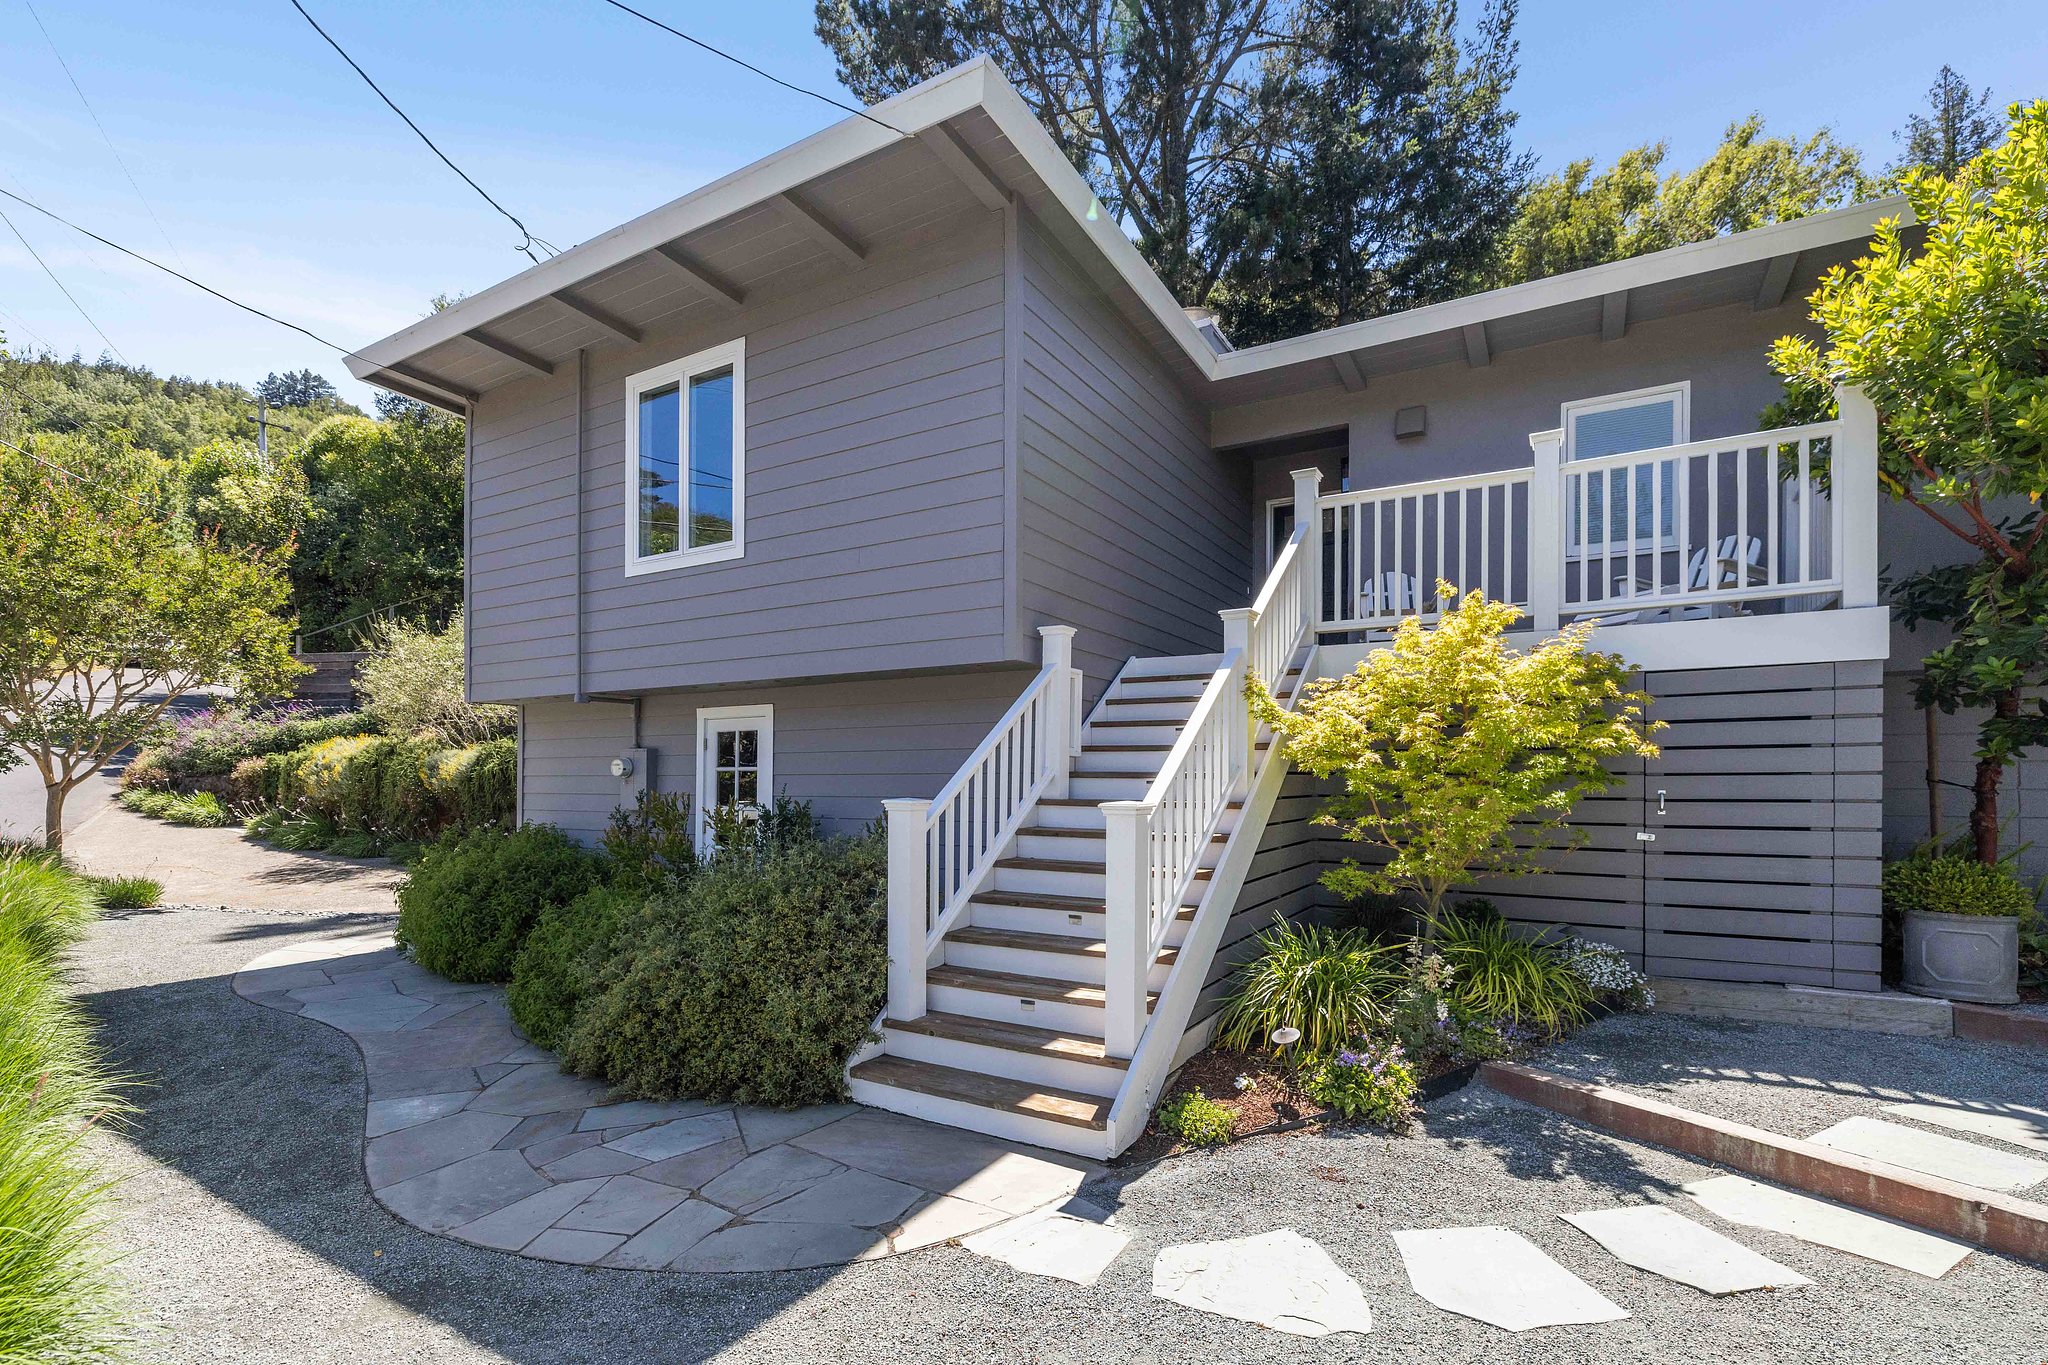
left=233, top=933, right=1094, bottom=1272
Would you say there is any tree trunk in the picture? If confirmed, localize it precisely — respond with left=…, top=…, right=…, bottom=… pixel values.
left=1969, top=689, right=2021, bottom=863
left=43, top=781, right=66, bottom=856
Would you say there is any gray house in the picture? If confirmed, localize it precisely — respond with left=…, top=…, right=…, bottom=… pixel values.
left=348, top=59, right=1987, bottom=1157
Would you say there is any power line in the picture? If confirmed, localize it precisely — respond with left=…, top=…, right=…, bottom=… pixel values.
left=286, top=0, right=559, bottom=263
left=20, top=0, right=188, bottom=270
left=0, top=184, right=378, bottom=371
left=0, top=204, right=126, bottom=364
left=596, top=0, right=909, bottom=139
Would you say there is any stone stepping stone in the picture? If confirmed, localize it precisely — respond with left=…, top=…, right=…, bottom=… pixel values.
left=1811, top=1115, right=2048, bottom=1192
left=1560, top=1205, right=1811, bottom=1295
left=674, top=1220, right=885, bottom=1272
left=1684, top=1176, right=1973, bottom=1279
left=553, top=1175, right=687, bottom=1235
left=377, top=1149, right=550, bottom=1233
left=962, top=1206, right=1130, bottom=1287
left=1885, top=1102, right=2048, bottom=1157
left=751, top=1169, right=922, bottom=1229
left=366, top=1090, right=476, bottom=1139
left=1395, top=1226, right=1626, bottom=1332
left=601, top=1198, right=733, bottom=1269
left=885, top=1194, right=1010, bottom=1253
left=603, top=1111, right=740, bottom=1163
left=700, top=1144, right=842, bottom=1215
left=449, top=1178, right=610, bottom=1252
left=366, top=1111, right=521, bottom=1188
left=1152, top=1229, right=1372, bottom=1338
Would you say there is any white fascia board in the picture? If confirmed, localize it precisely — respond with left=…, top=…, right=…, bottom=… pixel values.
left=346, top=60, right=996, bottom=380
left=1213, top=196, right=1914, bottom=383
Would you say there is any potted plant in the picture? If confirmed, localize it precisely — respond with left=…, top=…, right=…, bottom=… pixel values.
left=1883, top=852, right=2037, bottom=1004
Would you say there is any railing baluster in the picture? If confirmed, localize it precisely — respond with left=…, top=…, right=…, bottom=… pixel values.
left=1736, top=441, right=1750, bottom=600
left=1798, top=438, right=1812, bottom=586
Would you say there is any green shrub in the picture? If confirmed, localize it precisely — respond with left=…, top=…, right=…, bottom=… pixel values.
left=118, top=787, right=228, bottom=828
left=396, top=825, right=600, bottom=982
left=291, top=734, right=384, bottom=820
left=0, top=856, right=130, bottom=1361
left=423, top=737, right=517, bottom=832
left=356, top=612, right=514, bottom=745
left=131, top=705, right=373, bottom=790
left=1156, top=1088, right=1235, bottom=1146
left=1883, top=854, right=2037, bottom=919
left=600, top=790, right=698, bottom=893
left=702, top=794, right=822, bottom=866
left=508, top=884, right=637, bottom=1050
left=1433, top=909, right=1595, bottom=1034
left=118, top=749, right=171, bottom=791
left=1217, top=918, right=1402, bottom=1055
left=84, top=875, right=162, bottom=911
left=1303, top=1041, right=1417, bottom=1128
left=561, top=833, right=886, bottom=1107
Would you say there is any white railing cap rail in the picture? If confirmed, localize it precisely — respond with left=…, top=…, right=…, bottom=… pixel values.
left=1318, top=464, right=1532, bottom=508
left=1132, top=646, right=1243, bottom=810
left=922, top=660, right=1058, bottom=820
left=1562, top=419, right=1844, bottom=475
left=1247, top=530, right=1305, bottom=619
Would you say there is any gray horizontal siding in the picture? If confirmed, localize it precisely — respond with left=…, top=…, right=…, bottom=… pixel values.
left=466, top=204, right=1021, bottom=703
left=518, top=670, right=1032, bottom=842
left=1014, top=210, right=1251, bottom=685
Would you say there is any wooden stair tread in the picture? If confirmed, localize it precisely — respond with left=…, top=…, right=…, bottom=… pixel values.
left=1070, top=769, right=1158, bottom=780
left=885, top=1012, right=1125, bottom=1068
left=995, top=856, right=1103, bottom=874
left=947, top=924, right=1179, bottom=965
left=1091, top=718, right=1187, bottom=729
left=1120, top=671, right=1214, bottom=683
left=973, top=889, right=1105, bottom=913
left=1081, top=742, right=1173, bottom=752
left=850, top=1056, right=1109, bottom=1129
left=926, top=964, right=1159, bottom=1008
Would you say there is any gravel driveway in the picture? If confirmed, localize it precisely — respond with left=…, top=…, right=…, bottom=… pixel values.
left=76, top=903, right=2048, bottom=1364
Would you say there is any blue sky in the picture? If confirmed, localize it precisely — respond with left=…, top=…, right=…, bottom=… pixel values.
left=1, top=0, right=2041, bottom=409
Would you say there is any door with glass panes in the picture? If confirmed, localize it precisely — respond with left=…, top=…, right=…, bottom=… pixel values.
left=695, top=705, right=772, bottom=855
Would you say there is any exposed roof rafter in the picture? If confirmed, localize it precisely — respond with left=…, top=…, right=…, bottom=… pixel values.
left=775, top=191, right=867, bottom=269
left=550, top=290, right=642, bottom=345
left=1461, top=322, right=1490, bottom=368
left=1600, top=291, right=1629, bottom=342
left=464, top=328, right=555, bottom=377
left=372, top=363, right=475, bottom=410
left=1331, top=351, right=1367, bottom=392
left=917, top=121, right=1008, bottom=210
left=1755, top=252, right=1801, bottom=311
left=651, top=243, right=746, bottom=309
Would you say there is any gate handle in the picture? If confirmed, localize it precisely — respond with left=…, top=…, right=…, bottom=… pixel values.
left=1656, top=788, right=1667, bottom=816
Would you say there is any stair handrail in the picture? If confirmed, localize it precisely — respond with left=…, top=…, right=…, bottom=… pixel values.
left=881, top=624, right=1080, bottom=1023
left=1100, top=470, right=1323, bottom=1058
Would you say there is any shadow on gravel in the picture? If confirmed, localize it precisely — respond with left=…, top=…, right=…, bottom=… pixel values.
left=77, top=928, right=827, bottom=1364
left=251, top=858, right=399, bottom=886
left=210, top=913, right=397, bottom=943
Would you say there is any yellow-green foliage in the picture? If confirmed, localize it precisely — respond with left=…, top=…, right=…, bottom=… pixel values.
left=1250, top=587, right=1661, bottom=918
left=290, top=735, right=383, bottom=818
left=1155, top=1089, right=1235, bottom=1146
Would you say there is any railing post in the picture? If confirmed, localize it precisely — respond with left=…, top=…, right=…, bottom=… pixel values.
left=1037, top=624, right=1079, bottom=798
left=1291, top=467, right=1323, bottom=630
left=1100, top=799, right=1152, bottom=1059
left=1218, top=607, right=1255, bottom=794
left=1833, top=383, right=1881, bottom=609
left=1527, top=429, right=1564, bottom=633
left=881, top=797, right=932, bottom=1022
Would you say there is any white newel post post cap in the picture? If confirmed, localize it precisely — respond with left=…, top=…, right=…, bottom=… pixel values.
left=1037, top=622, right=1076, bottom=669
left=1289, top=466, right=1322, bottom=510
left=1525, top=429, right=1564, bottom=633
left=881, top=797, right=932, bottom=1021
left=1218, top=607, right=1255, bottom=653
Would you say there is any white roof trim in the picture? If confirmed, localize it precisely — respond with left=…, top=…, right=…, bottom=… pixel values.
left=348, top=59, right=1911, bottom=394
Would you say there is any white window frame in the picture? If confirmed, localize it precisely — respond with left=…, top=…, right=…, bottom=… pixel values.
left=1560, top=380, right=1690, bottom=555
left=695, top=703, right=774, bottom=856
left=623, top=338, right=746, bottom=576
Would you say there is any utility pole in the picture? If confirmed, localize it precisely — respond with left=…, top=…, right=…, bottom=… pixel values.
left=256, top=399, right=269, bottom=459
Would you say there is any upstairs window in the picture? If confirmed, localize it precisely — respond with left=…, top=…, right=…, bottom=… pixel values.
left=1562, top=382, right=1688, bottom=548
left=625, top=340, right=744, bottom=573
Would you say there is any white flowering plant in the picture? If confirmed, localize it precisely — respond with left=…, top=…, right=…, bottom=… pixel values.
left=1559, top=936, right=1655, bottom=1011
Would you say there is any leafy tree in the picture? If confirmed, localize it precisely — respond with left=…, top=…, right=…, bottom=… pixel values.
left=355, top=612, right=513, bottom=746
left=1892, top=66, right=2001, bottom=180
left=1248, top=586, right=1660, bottom=922
left=816, top=0, right=1525, bottom=330
left=1491, top=116, right=1872, bottom=285
left=255, top=368, right=339, bottom=409
left=296, top=412, right=465, bottom=644
left=1209, top=0, right=1529, bottom=343
left=176, top=439, right=310, bottom=556
left=0, top=443, right=301, bottom=851
left=1770, top=102, right=2048, bottom=865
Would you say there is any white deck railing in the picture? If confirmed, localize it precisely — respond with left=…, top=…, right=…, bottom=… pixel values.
left=881, top=625, right=1080, bottom=1021
left=1101, top=470, right=1320, bottom=1057
left=1314, top=384, right=1880, bottom=636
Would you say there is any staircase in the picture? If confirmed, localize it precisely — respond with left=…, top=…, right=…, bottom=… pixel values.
left=850, top=470, right=1322, bottom=1157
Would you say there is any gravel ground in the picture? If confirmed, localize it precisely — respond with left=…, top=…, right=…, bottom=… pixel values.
left=75, top=905, right=2048, bottom=1364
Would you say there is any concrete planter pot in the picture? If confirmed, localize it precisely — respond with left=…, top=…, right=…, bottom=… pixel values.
left=1900, top=910, right=2020, bottom=1005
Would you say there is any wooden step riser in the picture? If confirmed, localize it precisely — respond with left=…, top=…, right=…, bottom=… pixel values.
left=847, top=1075, right=1114, bottom=1159
left=1072, top=751, right=1168, bottom=777
left=1120, top=654, right=1225, bottom=679
left=1080, top=722, right=1184, bottom=746
left=926, top=980, right=1114, bottom=1035
left=991, top=864, right=1107, bottom=899
left=880, top=1026, right=1123, bottom=1098
left=942, top=939, right=1171, bottom=990
left=966, top=900, right=1191, bottom=950
left=1067, top=774, right=1153, bottom=801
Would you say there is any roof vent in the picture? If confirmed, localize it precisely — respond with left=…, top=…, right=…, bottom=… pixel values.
left=1184, top=306, right=1234, bottom=356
